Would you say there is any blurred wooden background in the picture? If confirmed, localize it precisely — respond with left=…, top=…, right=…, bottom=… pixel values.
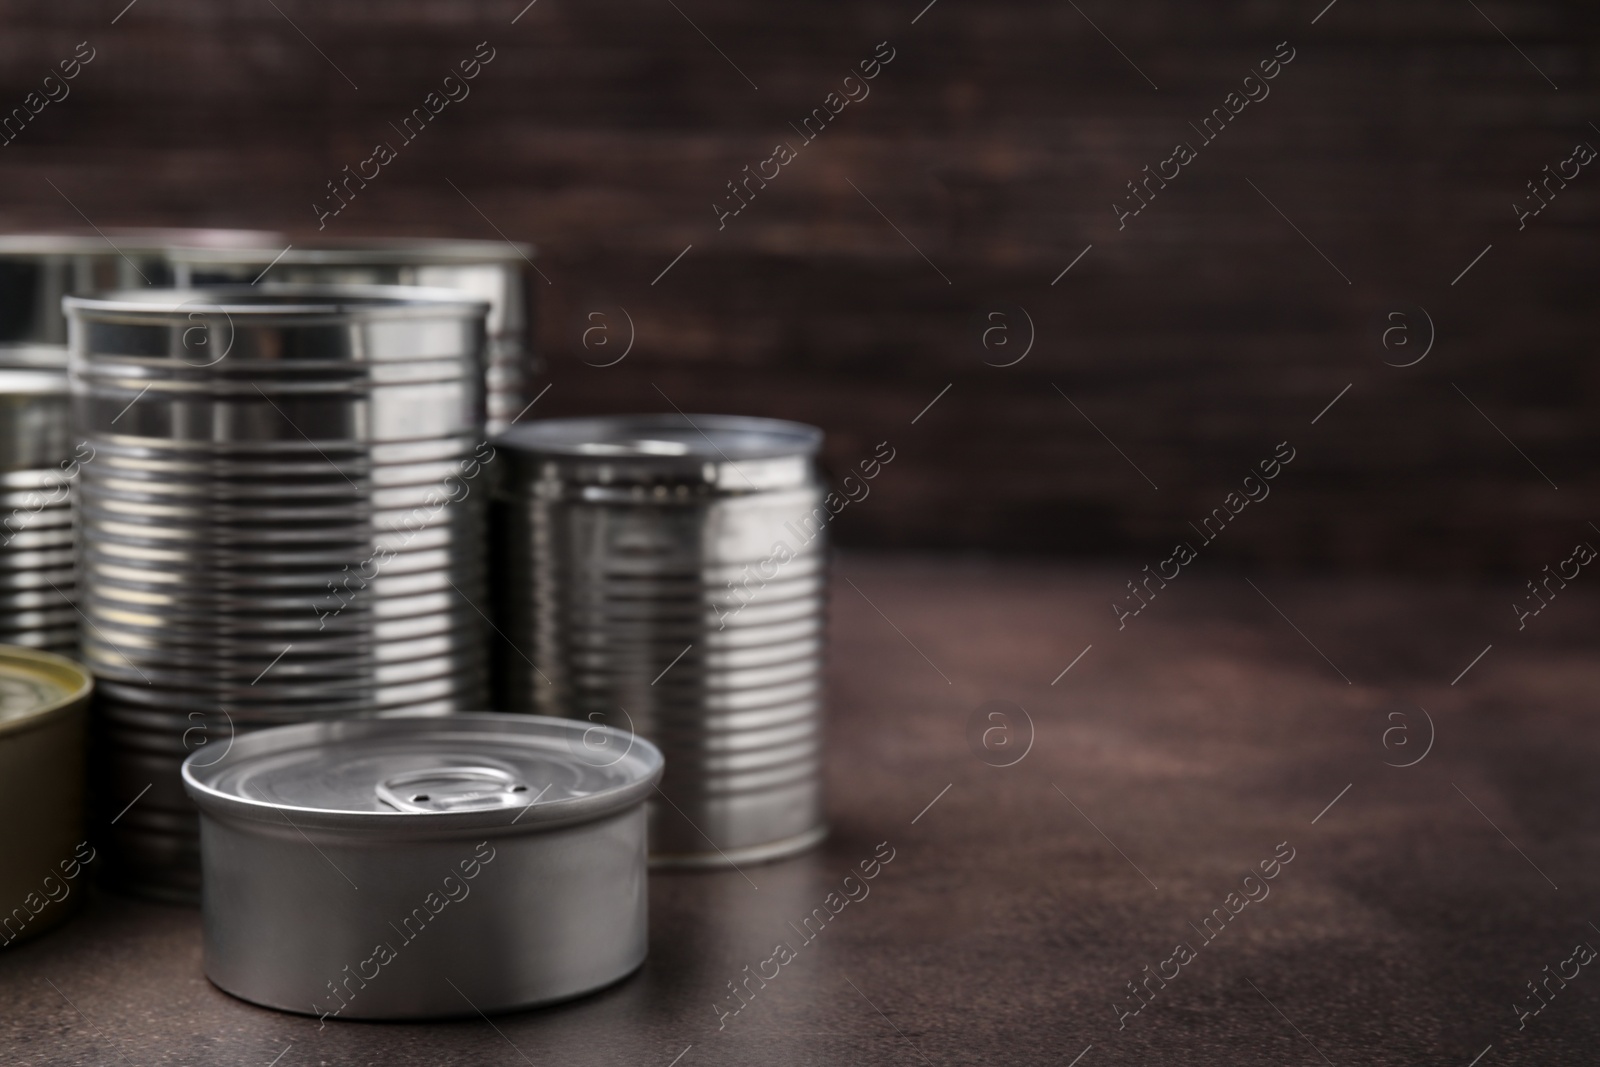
left=1, top=0, right=1595, bottom=572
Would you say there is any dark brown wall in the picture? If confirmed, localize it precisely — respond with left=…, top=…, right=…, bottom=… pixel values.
left=2, top=0, right=1596, bottom=572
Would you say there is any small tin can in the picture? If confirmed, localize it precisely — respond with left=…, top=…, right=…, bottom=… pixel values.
left=0, top=646, right=93, bottom=950
left=491, top=414, right=828, bottom=867
left=182, top=713, right=662, bottom=1019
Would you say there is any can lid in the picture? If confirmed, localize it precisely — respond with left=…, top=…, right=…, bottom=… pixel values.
left=499, top=414, right=821, bottom=462
left=167, top=236, right=535, bottom=267
left=63, top=284, right=490, bottom=322
left=495, top=414, right=822, bottom=492
left=0, top=647, right=93, bottom=738
left=0, top=228, right=283, bottom=258
left=182, top=713, right=662, bottom=834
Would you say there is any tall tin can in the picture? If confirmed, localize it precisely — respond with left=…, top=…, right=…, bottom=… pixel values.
left=492, top=414, right=828, bottom=866
left=182, top=713, right=663, bottom=1019
left=0, top=646, right=94, bottom=950
left=65, top=284, right=493, bottom=901
left=168, top=239, right=536, bottom=434
left=0, top=367, right=80, bottom=653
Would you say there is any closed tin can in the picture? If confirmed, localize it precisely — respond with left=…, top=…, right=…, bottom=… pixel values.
left=169, top=239, right=536, bottom=434
left=492, top=414, right=828, bottom=866
left=66, top=284, right=493, bottom=901
left=182, top=712, right=662, bottom=1019
left=0, top=646, right=93, bottom=950
left=0, top=368, right=79, bottom=653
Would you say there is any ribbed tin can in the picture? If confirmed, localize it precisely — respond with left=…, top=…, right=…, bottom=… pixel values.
left=492, top=414, right=828, bottom=866
left=169, top=239, right=536, bottom=434
left=0, top=646, right=93, bottom=950
left=182, top=713, right=662, bottom=1019
left=0, top=367, right=79, bottom=653
left=65, top=284, right=493, bottom=902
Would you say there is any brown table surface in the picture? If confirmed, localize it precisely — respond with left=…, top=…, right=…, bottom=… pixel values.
left=4, top=554, right=1598, bottom=1066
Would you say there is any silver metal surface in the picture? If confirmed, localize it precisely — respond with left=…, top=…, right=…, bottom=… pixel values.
left=0, top=647, right=93, bottom=949
left=182, top=713, right=661, bottom=1019
left=491, top=414, right=828, bottom=866
left=0, top=368, right=78, bottom=654
left=0, top=230, right=282, bottom=362
left=169, top=239, right=536, bottom=434
left=67, top=284, right=493, bottom=901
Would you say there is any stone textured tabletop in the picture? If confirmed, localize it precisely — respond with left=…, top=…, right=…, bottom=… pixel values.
left=4, top=554, right=1597, bottom=1066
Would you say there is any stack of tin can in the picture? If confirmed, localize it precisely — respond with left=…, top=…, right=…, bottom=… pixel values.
left=492, top=414, right=829, bottom=866
left=169, top=239, right=536, bottom=434
left=67, top=284, right=494, bottom=900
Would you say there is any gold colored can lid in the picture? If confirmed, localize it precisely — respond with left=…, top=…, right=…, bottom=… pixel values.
left=0, top=646, right=92, bottom=737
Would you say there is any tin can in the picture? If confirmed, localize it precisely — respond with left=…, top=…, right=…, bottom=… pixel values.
left=66, top=284, right=493, bottom=901
left=0, top=646, right=93, bottom=949
left=0, top=230, right=281, bottom=368
left=182, top=712, right=662, bottom=1019
left=0, top=368, right=78, bottom=653
left=492, top=414, right=828, bottom=866
left=169, top=239, right=536, bottom=434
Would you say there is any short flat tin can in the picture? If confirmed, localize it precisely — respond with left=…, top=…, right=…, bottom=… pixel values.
left=0, top=646, right=93, bottom=949
left=182, top=713, right=662, bottom=1020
